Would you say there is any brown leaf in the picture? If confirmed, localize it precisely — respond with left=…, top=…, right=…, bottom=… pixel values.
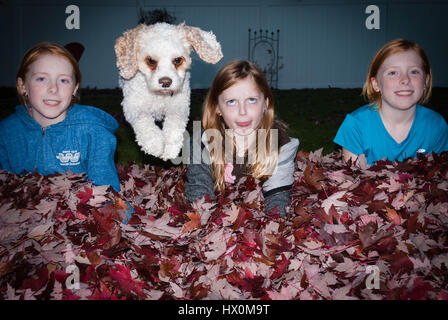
left=314, top=207, right=334, bottom=224
left=367, top=200, right=387, bottom=213
left=358, top=222, right=393, bottom=250
left=304, top=165, right=326, bottom=191
left=296, top=150, right=309, bottom=161
left=293, top=226, right=307, bottom=243
left=102, top=224, right=122, bottom=250
left=374, top=236, right=398, bottom=254
left=293, top=208, right=311, bottom=227
left=351, top=179, right=378, bottom=203
left=358, top=223, right=376, bottom=248
left=182, top=212, right=201, bottom=233
left=407, top=212, right=419, bottom=233
left=385, top=207, right=401, bottom=225
left=389, top=252, right=414, bottom=274
left=87, top=250, right=102, bottom=265
left=190, top=283, right=208, bottom=299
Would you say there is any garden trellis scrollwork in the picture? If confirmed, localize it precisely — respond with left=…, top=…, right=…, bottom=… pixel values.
left=248, top=28, right=280, bottom=89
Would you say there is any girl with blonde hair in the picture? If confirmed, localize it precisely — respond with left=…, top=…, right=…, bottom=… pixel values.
left=185, top=60, right=299, bottom=217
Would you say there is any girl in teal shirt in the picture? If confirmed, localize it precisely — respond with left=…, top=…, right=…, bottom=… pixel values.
left=334, top=39, right=448, bottom=165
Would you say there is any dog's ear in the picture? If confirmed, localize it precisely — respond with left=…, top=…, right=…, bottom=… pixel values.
left=184, top=25, right=223, bottom=64
left=114, top=25, right=144, bottom=79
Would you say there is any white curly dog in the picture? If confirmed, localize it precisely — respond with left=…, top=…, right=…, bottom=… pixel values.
left=114, top=22, right=223, bottom=160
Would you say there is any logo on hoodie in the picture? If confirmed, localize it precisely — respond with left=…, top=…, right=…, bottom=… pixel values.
left=417, top=148, right=426, bottom=154
left=56, top=150, right=80, bottom=166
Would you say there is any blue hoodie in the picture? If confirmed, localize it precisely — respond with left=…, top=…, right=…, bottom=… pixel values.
left=0, top=104, right=120, bottom=191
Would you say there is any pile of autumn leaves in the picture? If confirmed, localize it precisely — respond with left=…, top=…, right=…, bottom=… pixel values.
left=0, top=150, right=447, bottom=300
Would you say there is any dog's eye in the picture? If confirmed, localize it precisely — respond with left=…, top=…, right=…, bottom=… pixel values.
left=146, top=57, right=157, bottom=65
left=173, top=57, right=184, bottom=67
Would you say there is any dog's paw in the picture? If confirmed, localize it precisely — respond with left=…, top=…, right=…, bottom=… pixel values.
left=138, top=138, right=164, bottom=158
left=162, top=143, right=182, bottom=160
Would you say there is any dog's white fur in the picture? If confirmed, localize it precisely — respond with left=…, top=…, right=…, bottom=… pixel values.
left=115, top=22, right=223, bottom=160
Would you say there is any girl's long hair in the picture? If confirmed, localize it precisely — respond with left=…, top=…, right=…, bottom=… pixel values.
left=202, top=60, right=278, bottom=192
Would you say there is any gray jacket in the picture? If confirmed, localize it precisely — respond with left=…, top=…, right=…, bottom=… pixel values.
left=185, top=135, right=299, bottom=217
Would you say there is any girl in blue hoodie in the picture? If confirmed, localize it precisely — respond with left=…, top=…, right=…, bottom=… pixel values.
left=0, top=42, right=120, bottom=191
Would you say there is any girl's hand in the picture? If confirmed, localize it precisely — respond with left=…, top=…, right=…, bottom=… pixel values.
left=342, top=147, right=360, bottom=163
left=224, top=163, right=236, bottom=184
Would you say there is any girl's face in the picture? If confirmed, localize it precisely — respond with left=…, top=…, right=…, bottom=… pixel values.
left=17, top=54, right=79, bottom=127
left=371, top=49, right=428, bottom=112
left=217, top=76, right=268, bottom=137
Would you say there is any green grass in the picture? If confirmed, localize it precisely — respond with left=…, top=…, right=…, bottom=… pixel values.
left=1, top=87, right=447, bottom=167
left=273, top=88, right=366, bottom=154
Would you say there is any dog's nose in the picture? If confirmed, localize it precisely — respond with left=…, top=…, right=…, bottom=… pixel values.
left=159, top=77, right=172, bottom=88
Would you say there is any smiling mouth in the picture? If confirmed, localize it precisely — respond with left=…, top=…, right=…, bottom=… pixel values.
left=43, top=99, right=61, bottom=106
left=395, top=91, right=413, bottom=96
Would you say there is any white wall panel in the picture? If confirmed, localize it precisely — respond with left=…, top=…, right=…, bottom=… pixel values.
left=1, top=0, right=447, bottom=89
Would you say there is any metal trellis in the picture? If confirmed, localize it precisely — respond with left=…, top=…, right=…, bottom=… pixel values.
left=248, top=28, right=280, bottom=89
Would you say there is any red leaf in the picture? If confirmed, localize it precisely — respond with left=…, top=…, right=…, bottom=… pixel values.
left=352, top=179, right=377, bottom=203
left=340, top=212, right=351, bottom=224
left=293, top=226, right=307, bottom=242
left=328, top=204, right=340, bottom=223
left=232, top=207, right=253, bottom=230
left=62, top=290, right=81, bottom=300
left=109, top=264, right=146, bottom=297
left=134, top=178, right=146, bottom=188
left=91, top=206, right=122, bottom=249
left=374, top=236, right=398, bottom=254
left=389, top=252, right=414, bottom=274
left=358, top=222, right=391, bottom=249
left=367, top=200, right=386, bottom=214
left=228, top=272, right=265, bottom=298
left=21, top=266, right=48, bottom=291
left=89, top=281, right=121, bottom=300
left=53, top=270, right=70, bottom=283
left=169, top=206, right=183, bottom=216
left=397, top=172, right=413, bottom=183
left=92, top=206, right=118, bottom=233
left=134, top=206, right=146, bottom=216
left=127, top=215, right=141, bottom=225
left=314, top=207, right=333, bottom=224
left=407, top=212, right=419, bottom=233
left=401, top=277, right=433, bottom=300
left=77, top=186, right=93, bottom=204
left=270, top=253, right=290, bottom=279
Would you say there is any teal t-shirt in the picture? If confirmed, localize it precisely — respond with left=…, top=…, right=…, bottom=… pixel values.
left=333, top=104, right=448, bottom=165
